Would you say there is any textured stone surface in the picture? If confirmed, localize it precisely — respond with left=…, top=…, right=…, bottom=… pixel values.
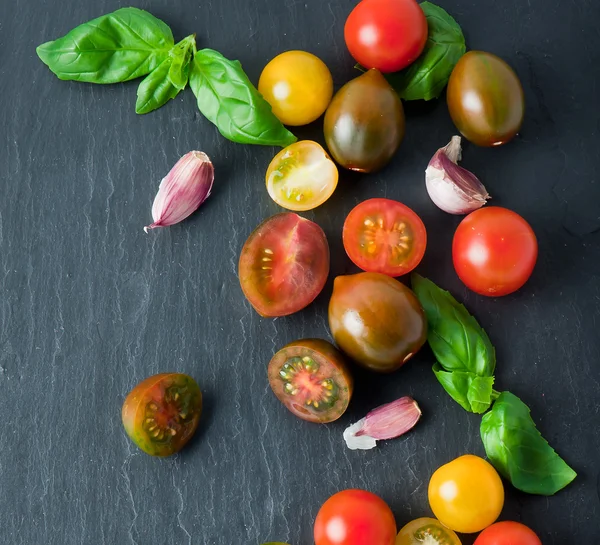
left=1, top=0, right=599, bottom=543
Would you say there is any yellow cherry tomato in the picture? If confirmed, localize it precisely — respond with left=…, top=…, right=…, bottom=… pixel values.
left=258, top=51, right=333, bottom=126
left=428, top=455, right=504, bottom=534
left=266, top=140, right=338, bottom=211
left=396, top=517, right=462, bottom=545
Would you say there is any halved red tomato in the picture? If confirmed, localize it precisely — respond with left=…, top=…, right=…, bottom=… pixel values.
left=239, top=213, right=330, bottom=317
left=343, top=198, right=427, bottom=277
left=122, top=373, right=202, bottom=457
left=268, top=339, right=353, bottom=423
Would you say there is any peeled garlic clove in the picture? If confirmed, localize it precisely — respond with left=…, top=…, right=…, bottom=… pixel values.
left=343, top=396, right=421, bottom=450
left=145, top=151, right=214, bottom=232
left=425, top=136, right=490, bottom=215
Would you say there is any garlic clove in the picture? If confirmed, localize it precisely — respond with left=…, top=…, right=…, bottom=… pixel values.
left=145, top=151, right=214, bottom=232
left=343, top=396, right=422, bottom=450
left=425, top=136, right=490, bottom=215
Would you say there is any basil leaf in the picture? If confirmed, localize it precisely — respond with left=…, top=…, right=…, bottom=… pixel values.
left=387, top=2, right=466, bottom=101
left=481, top=392, right=577, bottom=495
left=135, top=58, right=182, bottom=115
left=189, top=48, right=297, bottom=147
left=36, top=7, right=174, bottom=84
left=412, top=274, right=495, bottom=377
left=168, top=35, right=196, bottom=90
left=433, top=364, right=494, bottom=413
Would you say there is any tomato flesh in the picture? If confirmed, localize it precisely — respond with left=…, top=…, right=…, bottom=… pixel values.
left=258, top=50, right=333, bottom=126
left=428, top=455, right=504, bottom=534
left=344, top=0, right=428, bottom=73
left=314, top=489, right=396, bottom=545
left=343, top=198, right=426, bottom=277
left=122, top=373, right=202, bottom=457
left=452, top=206, right=538, bottom=296
left=268, top=339, right=353, bottom=423
left=473, top=521, right=542, bottom=545
left=239, top=213, right=330, bottom=317
left=266, top=141, right=338, bottom=211
left=396, top=518, right=462, bottom=545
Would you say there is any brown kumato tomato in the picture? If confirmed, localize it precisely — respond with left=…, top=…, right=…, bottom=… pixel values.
left=268, top=339, right=353, bottom=423
left=447, top=51, right=524, bottom=147
left=329, top=273, right=427, bottom=373
left=122, top=373, right=202, bottom=457
left=324, top=69, right=405, bottom=173
left=238, top=213, right=330, bottom=317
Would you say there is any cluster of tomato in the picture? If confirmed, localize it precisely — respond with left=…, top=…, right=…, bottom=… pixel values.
left=240, top=0, right=538, bottom=426
left=122, top=1, right=542, bottom=542
left=313, top=455, right=543, bottom=545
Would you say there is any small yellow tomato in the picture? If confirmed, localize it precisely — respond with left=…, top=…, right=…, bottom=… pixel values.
left=396, top=517, right=462, bottom=545
left=428, top=455, right=504, bottom=534
left=258, top=51, right=333, bottom=126
left=266, top=140, right=338, bottom=211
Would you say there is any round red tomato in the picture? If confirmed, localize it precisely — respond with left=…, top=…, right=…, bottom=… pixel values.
left=238, top=213, right=330, bottom=317
left=452, top=207, right=537, bottom=296
left=343, top=198, right=426, bottom=277
left=314, top=489, right=396, bottom=545
left=474, top=521, right=542, bottom=545
left=344, top=0, right=428, bottom=73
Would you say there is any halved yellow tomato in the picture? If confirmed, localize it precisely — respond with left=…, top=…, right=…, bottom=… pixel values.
left=266, top=141, right=338, bottom=211
left=396, top=518, right=462, bottom=545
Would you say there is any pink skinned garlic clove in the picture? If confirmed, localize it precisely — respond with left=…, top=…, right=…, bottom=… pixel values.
left=145, top=151, right=214, bottom=232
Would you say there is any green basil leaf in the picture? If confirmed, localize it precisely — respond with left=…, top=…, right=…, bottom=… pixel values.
left=168, top=35, right=196, bottom=90
left=189, top=48, right=297, bottom=147
left=433, top=364, right=494, bottom=413
left=135, top=58, right=182, bottom=115
left=412, top=274, right=495, bottom=377
left=481, top=391, right=577, bottom=495
left=36, top=7, right=174, bottom=84
left=387, top=2, right=466, bottom=101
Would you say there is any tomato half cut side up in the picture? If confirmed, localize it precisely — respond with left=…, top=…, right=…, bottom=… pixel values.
left=343, top=198, right=427, bottom=277
left=121, top=373, right=203, bottom=457
left=268, top=339, right=353, bottom=423
left=238, top=213, right=330, bottom=317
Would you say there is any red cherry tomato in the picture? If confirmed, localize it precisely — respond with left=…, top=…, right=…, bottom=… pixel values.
left=343, top=198, right=427, bottom=277
left=344, top=0, right=428, bottom=73
left=314, top=489, right=396, bottom=545
left=452, top=207, right=538, bottom=296
left=474, top=521, right=542, bottom=545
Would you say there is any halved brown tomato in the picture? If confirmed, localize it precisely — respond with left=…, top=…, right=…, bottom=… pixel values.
left=268, top=339, right=353, bottom=423
left=122, top=373, right=202, bottom=457
left=238, top=213, right=330, bottom=317
left=343, top=198, right=427, bottom=277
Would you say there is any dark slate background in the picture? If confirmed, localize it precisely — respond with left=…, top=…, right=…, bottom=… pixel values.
left=1, top=0, right=599, bottom=543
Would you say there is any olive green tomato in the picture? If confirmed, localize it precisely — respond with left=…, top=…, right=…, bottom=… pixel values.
left=328, top=272, right=427, bottom=373
left=121, top=373, right=202, bottom=456
left=447, top=51, right=525, bottom=147
left=268, top=339, right=353, bottom=423
left=324, top=69, right=405, bottom=173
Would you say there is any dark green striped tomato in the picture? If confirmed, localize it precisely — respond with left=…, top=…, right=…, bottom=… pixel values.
left=447, top=51, right=524, bottom=147
left=122, top=373, right=202, bottom=456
